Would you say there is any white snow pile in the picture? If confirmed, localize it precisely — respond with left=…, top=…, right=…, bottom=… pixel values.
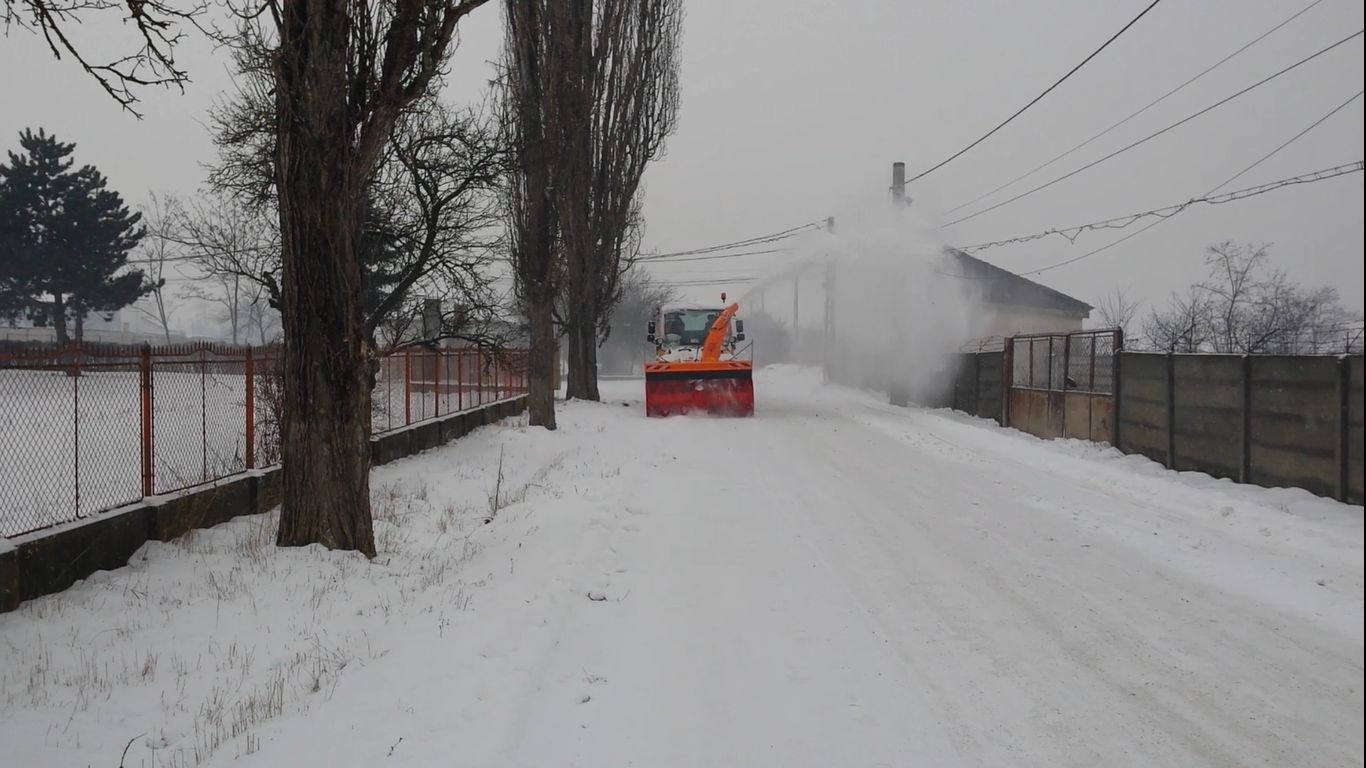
left=1, top=366, right=1361, bottom=768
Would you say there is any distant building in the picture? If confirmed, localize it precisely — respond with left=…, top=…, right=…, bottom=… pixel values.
left=2, top=307, right=189, bottom=345
left=947, top=248, right=1092, bottom=339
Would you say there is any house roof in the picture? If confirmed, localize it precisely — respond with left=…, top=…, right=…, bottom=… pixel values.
left=946, top=248, right=1092, bottom=317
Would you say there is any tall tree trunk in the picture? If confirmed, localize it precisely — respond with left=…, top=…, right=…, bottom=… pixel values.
left=565, top=315, right=599, bottom=400
left=74, top=311, right=84, bottom=345
left=557, top=0, right=595, bottom=402
left=526, top=302, right=558, bottom=429
left=51, top=294, right=69, bottom=344
left=273, top=0, right=375, bottom=557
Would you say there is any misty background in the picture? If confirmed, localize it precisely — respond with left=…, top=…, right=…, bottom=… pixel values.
left=1, top=0, right=1361, bottom=339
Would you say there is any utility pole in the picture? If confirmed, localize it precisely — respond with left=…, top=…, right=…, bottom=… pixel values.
left=889, top=162, right=910, bottom=406
left=823, top=216, right=836, bottom=383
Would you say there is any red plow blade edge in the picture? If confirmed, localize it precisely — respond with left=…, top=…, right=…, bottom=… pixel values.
left=644, top=369, right=754, bottom=417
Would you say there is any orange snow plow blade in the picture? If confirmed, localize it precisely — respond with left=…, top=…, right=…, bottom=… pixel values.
left=644, top=360, right=754, bottom=417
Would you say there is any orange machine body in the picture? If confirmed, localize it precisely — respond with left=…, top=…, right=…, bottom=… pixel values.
left=644, top=302, right=754, bottom=417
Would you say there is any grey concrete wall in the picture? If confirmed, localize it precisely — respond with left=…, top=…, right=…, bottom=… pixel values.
left=1116, top=353, right=1169, bottom=466
left=949, top=352, right=1004, bottom=423
left=1350, top=356, right=1364, bottom=504
left=2, top=396, right=527, bottom=613
left=1172, top=355, right=1243, bottom=480
left=977, top=352, right=1003, bottom=423
left=1115, top=353, right=1361, bottom=504
left=1248, top=356, right=1340, bottom=499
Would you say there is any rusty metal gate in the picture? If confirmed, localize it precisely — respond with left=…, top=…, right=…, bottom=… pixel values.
left=1003, top=329, right=1122, bottom=443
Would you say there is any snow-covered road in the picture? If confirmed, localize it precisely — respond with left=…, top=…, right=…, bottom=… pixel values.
left=3, top=367, right=1361, bottom=767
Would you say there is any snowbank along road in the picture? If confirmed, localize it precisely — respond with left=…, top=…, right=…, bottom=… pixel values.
left=1, top=366, right=1361, bottom=767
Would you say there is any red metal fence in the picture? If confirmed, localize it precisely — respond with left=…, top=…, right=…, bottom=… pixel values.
left=0, top=342, right=527, bottom=538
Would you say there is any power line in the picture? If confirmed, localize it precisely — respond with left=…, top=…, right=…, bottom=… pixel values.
left=1019, top=160, right=1363, bottom=276
left=964, top=85, right=1363, bottom=254
left=1211, top=90, right=1363, bottom=193
left=659, top=277, right=759, bottom=287
left=943, top=28, right=1364, bottom=228
left=906, top=0, right=1166, bottom=184
left=943, top=0, right=1326, bottom=215
left=1013, top=86, right=1366, bottom=276
left=640, top=221, right=824, bottom=260
left=636, top=247, right=791, bottom=264
left=937, top=155, right=1363, bottom=282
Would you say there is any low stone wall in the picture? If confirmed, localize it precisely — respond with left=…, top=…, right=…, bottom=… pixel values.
left=1, top=396, right=526, bottom=613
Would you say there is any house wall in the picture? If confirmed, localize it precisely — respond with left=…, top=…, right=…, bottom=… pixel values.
left=974, top=304, right=1087, bottom=338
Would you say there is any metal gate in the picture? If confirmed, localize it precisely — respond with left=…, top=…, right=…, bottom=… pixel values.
left=1003, top=329, right=1122, bottom=443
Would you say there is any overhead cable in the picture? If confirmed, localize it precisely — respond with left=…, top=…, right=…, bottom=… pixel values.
left=906, top=0, right=1165, bottom=183
left=943, top=0, right=1326, bottom=214
left=943, top=29, right=1364, bottom=228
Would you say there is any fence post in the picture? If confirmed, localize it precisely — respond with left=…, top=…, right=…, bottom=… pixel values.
left=1088, top=335, right=1097, bottom=391
left=140, top=343, right=154, bottom=497
left=1001, top=337, right=1013, bottom=427
left=1239, top=354, right=1251, bottom=483
left=1111, top=329, right=1123, bottom=446
left=1165, top=352, right=1176, bottom=469
left=404, top=349, right=412, bottom=426
left=245, top=347, right=255, bottom=470
left=972, top=352, right=981, bottom=416
left=457, top=348, right=464, bottom=411
left=73, top=346, right=81, bottom=514
left=1337, top=355, right=1351, bottom=501
left=200, top=347, right=208, bottom=482
left=434, top=347, right=442, bottom=418
left=1060, top=333, right=1071, bottom=436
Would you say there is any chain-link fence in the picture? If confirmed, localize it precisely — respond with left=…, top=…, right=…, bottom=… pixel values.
left=1, top=342, right=527, bottom=538
left=1010, top=330, right=1120, bottom=395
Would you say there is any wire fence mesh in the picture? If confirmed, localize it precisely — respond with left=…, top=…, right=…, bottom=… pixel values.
left=1010, top=330, right=1121, bottom=394
left=1, top=342, right=528, bottom=538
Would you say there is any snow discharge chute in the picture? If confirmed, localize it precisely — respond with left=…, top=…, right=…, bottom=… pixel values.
left=644, top=298, right=754, bottom=417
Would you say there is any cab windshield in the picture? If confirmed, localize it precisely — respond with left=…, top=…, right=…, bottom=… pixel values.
left=662, top=308, right=721, bottom=346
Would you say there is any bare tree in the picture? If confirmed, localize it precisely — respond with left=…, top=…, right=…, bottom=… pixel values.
left=364, top=99, right=508, bottom=346
left=1198, top=241, right=1357, bottom=354
left=267, top=0, right=492, bottom=555
left=15, top=0, right=493, bottom=554
left=1199, top=241, right=1266, bottom=354
left=1094, top=288, right=1140, bottom=342
left=502, top=0, right=570, bottom=429
left=172, top=194, right=280, bottom=343
left=1143, top=241, right=1359, bottom=354
left=133, top=191, right=185, bottom=344
left=3, top=0, right=207, bottom=116
left=1143, top=286, right=1213, bottom=353
left=206, top=49, right=509, bottom=353
left=597, top=265, right=676, bottom=375
left=561, top=0, right=681, bottom=401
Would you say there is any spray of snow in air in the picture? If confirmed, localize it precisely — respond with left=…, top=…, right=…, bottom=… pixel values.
left=751, top=193, right=986, bottom=403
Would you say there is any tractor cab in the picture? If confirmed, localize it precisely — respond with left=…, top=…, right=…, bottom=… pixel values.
left=647, top=303, right=745, bottom=360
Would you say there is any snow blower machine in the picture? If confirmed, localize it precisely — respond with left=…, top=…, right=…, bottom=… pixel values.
left=644, top=295, right=754, bottom=417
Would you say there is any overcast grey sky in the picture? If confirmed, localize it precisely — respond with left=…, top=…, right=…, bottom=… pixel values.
left=2, top=0, right=1362, bottom=319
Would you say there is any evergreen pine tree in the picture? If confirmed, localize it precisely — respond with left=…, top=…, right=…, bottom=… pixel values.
left=0, top=129, right=149, bottom=342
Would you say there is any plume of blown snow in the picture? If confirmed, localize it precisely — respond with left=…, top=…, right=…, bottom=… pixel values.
left=754, top=196, right=986, bottom=404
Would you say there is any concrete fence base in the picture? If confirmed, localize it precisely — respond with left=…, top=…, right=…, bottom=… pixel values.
left=1, top=396, right=526, bottom=613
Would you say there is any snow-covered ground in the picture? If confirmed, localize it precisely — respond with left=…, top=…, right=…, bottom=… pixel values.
left=1, top=366, right=1360, bottom=767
